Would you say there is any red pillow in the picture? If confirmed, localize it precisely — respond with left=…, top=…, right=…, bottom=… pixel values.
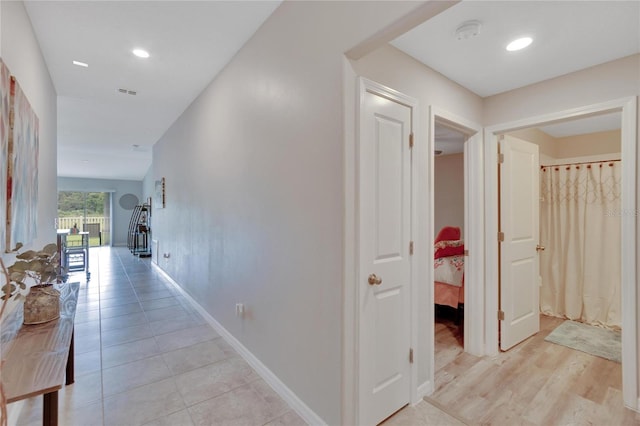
left=434, top=240, right=464, bottom=259
left=435, top=226, right=461, bottom=243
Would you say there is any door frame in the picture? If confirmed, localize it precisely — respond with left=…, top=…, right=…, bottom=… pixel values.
left=429, top=107, right=484, bottom=358
left=345, top=77, right=419, bottom=425
left=483, top=96, right=638, bottom=409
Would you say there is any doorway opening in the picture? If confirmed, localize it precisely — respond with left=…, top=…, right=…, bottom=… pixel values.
left=433, top=121, right=466, bottom=358
left=429, top=109, right=483, bottom=361
left=502, top=113, right=623, bottom=388
left=57, top=191, right=111, bottom=247
left=510, top=113, right=622, bottom=328
left=485, top=97, right=637, bottom=410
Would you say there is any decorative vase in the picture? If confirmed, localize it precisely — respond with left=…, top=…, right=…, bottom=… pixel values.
left=23, top=284, right=60, bottom=325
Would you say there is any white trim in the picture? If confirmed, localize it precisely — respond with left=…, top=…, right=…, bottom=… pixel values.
left=416, top=381, right=434, bottom=401
left=341, top=57, right=358, bottom=426
left=620, top=97, right=637, bottom=411
left=356, top=77, right=419, bottom=423
left=152, top=263, right=327, bottom=425
left=410, top=95, right=422, bottom=406
left=484, top=97, right=638, bottom=410
left=429, top=107, right=484, bottom=360
left=483, top=125, right=500, bottom=355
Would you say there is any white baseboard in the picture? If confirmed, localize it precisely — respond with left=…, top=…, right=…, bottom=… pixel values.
left=152, top=263, right=327, bottom=426
left=417, top=381, right=433, bottom=400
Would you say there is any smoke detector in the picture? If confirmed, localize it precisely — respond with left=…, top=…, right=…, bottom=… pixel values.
left=455, top=20, right=482, bottom=40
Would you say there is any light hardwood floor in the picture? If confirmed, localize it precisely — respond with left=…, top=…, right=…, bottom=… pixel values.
left=431, top=311, right=640, bottom=425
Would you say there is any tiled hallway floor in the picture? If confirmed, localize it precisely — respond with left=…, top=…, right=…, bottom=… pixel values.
left=13, top=247, right=305, bottom=426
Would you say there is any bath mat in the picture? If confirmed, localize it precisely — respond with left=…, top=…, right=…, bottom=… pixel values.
left=544, top=320, right=621, bottom=363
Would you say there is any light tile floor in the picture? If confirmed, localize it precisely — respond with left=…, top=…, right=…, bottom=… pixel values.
left=14, top=247, right=304, bottom=426
left=13, top=246, right=459, bottom=426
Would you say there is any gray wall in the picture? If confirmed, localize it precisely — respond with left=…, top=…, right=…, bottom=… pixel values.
left=58, top=177, right=143, bottom=246
left=146, top=2, right=429, bottom=423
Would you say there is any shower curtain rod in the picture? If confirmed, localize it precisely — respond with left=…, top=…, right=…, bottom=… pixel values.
left=540, top=159, right=621, bottom=169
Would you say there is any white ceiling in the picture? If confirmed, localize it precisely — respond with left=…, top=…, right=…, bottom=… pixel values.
left=405, top=1, right=636, bottom=155
left=539, top=112, right=622, bottom=138
left=392, top=1, right=640, bottom=98
left=24, top=1, right=281, bottom=180
left=24, top=1, right=639, bottom=180
left=435, top=124, right=466, bottom=156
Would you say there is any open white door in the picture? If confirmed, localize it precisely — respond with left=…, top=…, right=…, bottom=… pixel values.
left=359, top=80, right=413, bottom=425
left=499, top=134, right=540, bottom=351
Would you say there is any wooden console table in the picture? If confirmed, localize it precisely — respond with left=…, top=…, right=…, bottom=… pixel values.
left=1, top=282, right=79, bottom=426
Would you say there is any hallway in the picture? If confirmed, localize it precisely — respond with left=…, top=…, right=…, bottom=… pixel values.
left=13, top=247, right=304, bottom=426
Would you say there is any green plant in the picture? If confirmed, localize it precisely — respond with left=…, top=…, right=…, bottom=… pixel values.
left=1, top=243, right=61, bottom=302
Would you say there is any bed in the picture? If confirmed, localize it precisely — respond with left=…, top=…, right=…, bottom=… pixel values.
left=434, top=227, right=465, bottom=316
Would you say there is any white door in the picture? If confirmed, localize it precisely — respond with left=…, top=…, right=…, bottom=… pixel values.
left=499, top=135, right=540, bottom=351
left=359, top=81, right=413, bottom=425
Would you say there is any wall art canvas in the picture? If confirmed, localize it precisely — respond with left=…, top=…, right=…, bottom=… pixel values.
left=7, top=75, right=39, bottom=249
left=0, top=59, right=10, bottom=252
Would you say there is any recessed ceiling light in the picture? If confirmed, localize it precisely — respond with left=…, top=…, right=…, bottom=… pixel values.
left=72, top=60, right=88, bottom=67
left=132, top=49, right=150, bottom=58
left=506, top=37, right=533, bottom=52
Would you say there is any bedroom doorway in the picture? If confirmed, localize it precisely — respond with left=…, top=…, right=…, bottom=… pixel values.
left=433, top=121, right=466, bottom=357
left=429, top=109, right=483, bottom=365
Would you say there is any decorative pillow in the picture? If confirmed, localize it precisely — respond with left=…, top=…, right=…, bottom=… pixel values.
left=435, top=226, right=461, bottom=243
left=434, top=255, right=465, bottom=287
left=434, top=239, right=464, bottom=259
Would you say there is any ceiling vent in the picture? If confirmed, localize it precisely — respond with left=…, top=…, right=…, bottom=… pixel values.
left=117, top=88, right=137, bottom=96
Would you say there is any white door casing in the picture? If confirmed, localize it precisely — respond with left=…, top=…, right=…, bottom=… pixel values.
left=359, top=79, right=413, bottom=425
left=499, top=135, right=540, bottom=351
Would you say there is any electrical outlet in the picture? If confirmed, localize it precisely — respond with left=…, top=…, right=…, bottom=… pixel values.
left=235, top=303, right=244, bottom=317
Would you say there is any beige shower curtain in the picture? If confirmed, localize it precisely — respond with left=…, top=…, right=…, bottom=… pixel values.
left=540, top=161, right=621, bottom=329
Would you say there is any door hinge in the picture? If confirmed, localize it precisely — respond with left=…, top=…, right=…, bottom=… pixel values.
left=409, top=133, right=414, bottom=149
left=464, top=249, right=469, bottom=256
left=409, top=348, right=414, bottom=364
left=498, top=231, right=504, bottom=242
left=498, top=310, right=505, bottom=321
left=409, top=241, right=414, bottom=255
left=498, top=153, right=504, bottom=164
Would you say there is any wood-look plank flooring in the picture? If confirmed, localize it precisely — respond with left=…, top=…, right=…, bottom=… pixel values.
left=431, top=312, right=640, bottom=426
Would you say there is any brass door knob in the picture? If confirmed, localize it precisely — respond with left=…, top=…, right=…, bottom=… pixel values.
left=368, top=273, right=382, bottom=286
left=536, top=245, right=545, bottom=251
